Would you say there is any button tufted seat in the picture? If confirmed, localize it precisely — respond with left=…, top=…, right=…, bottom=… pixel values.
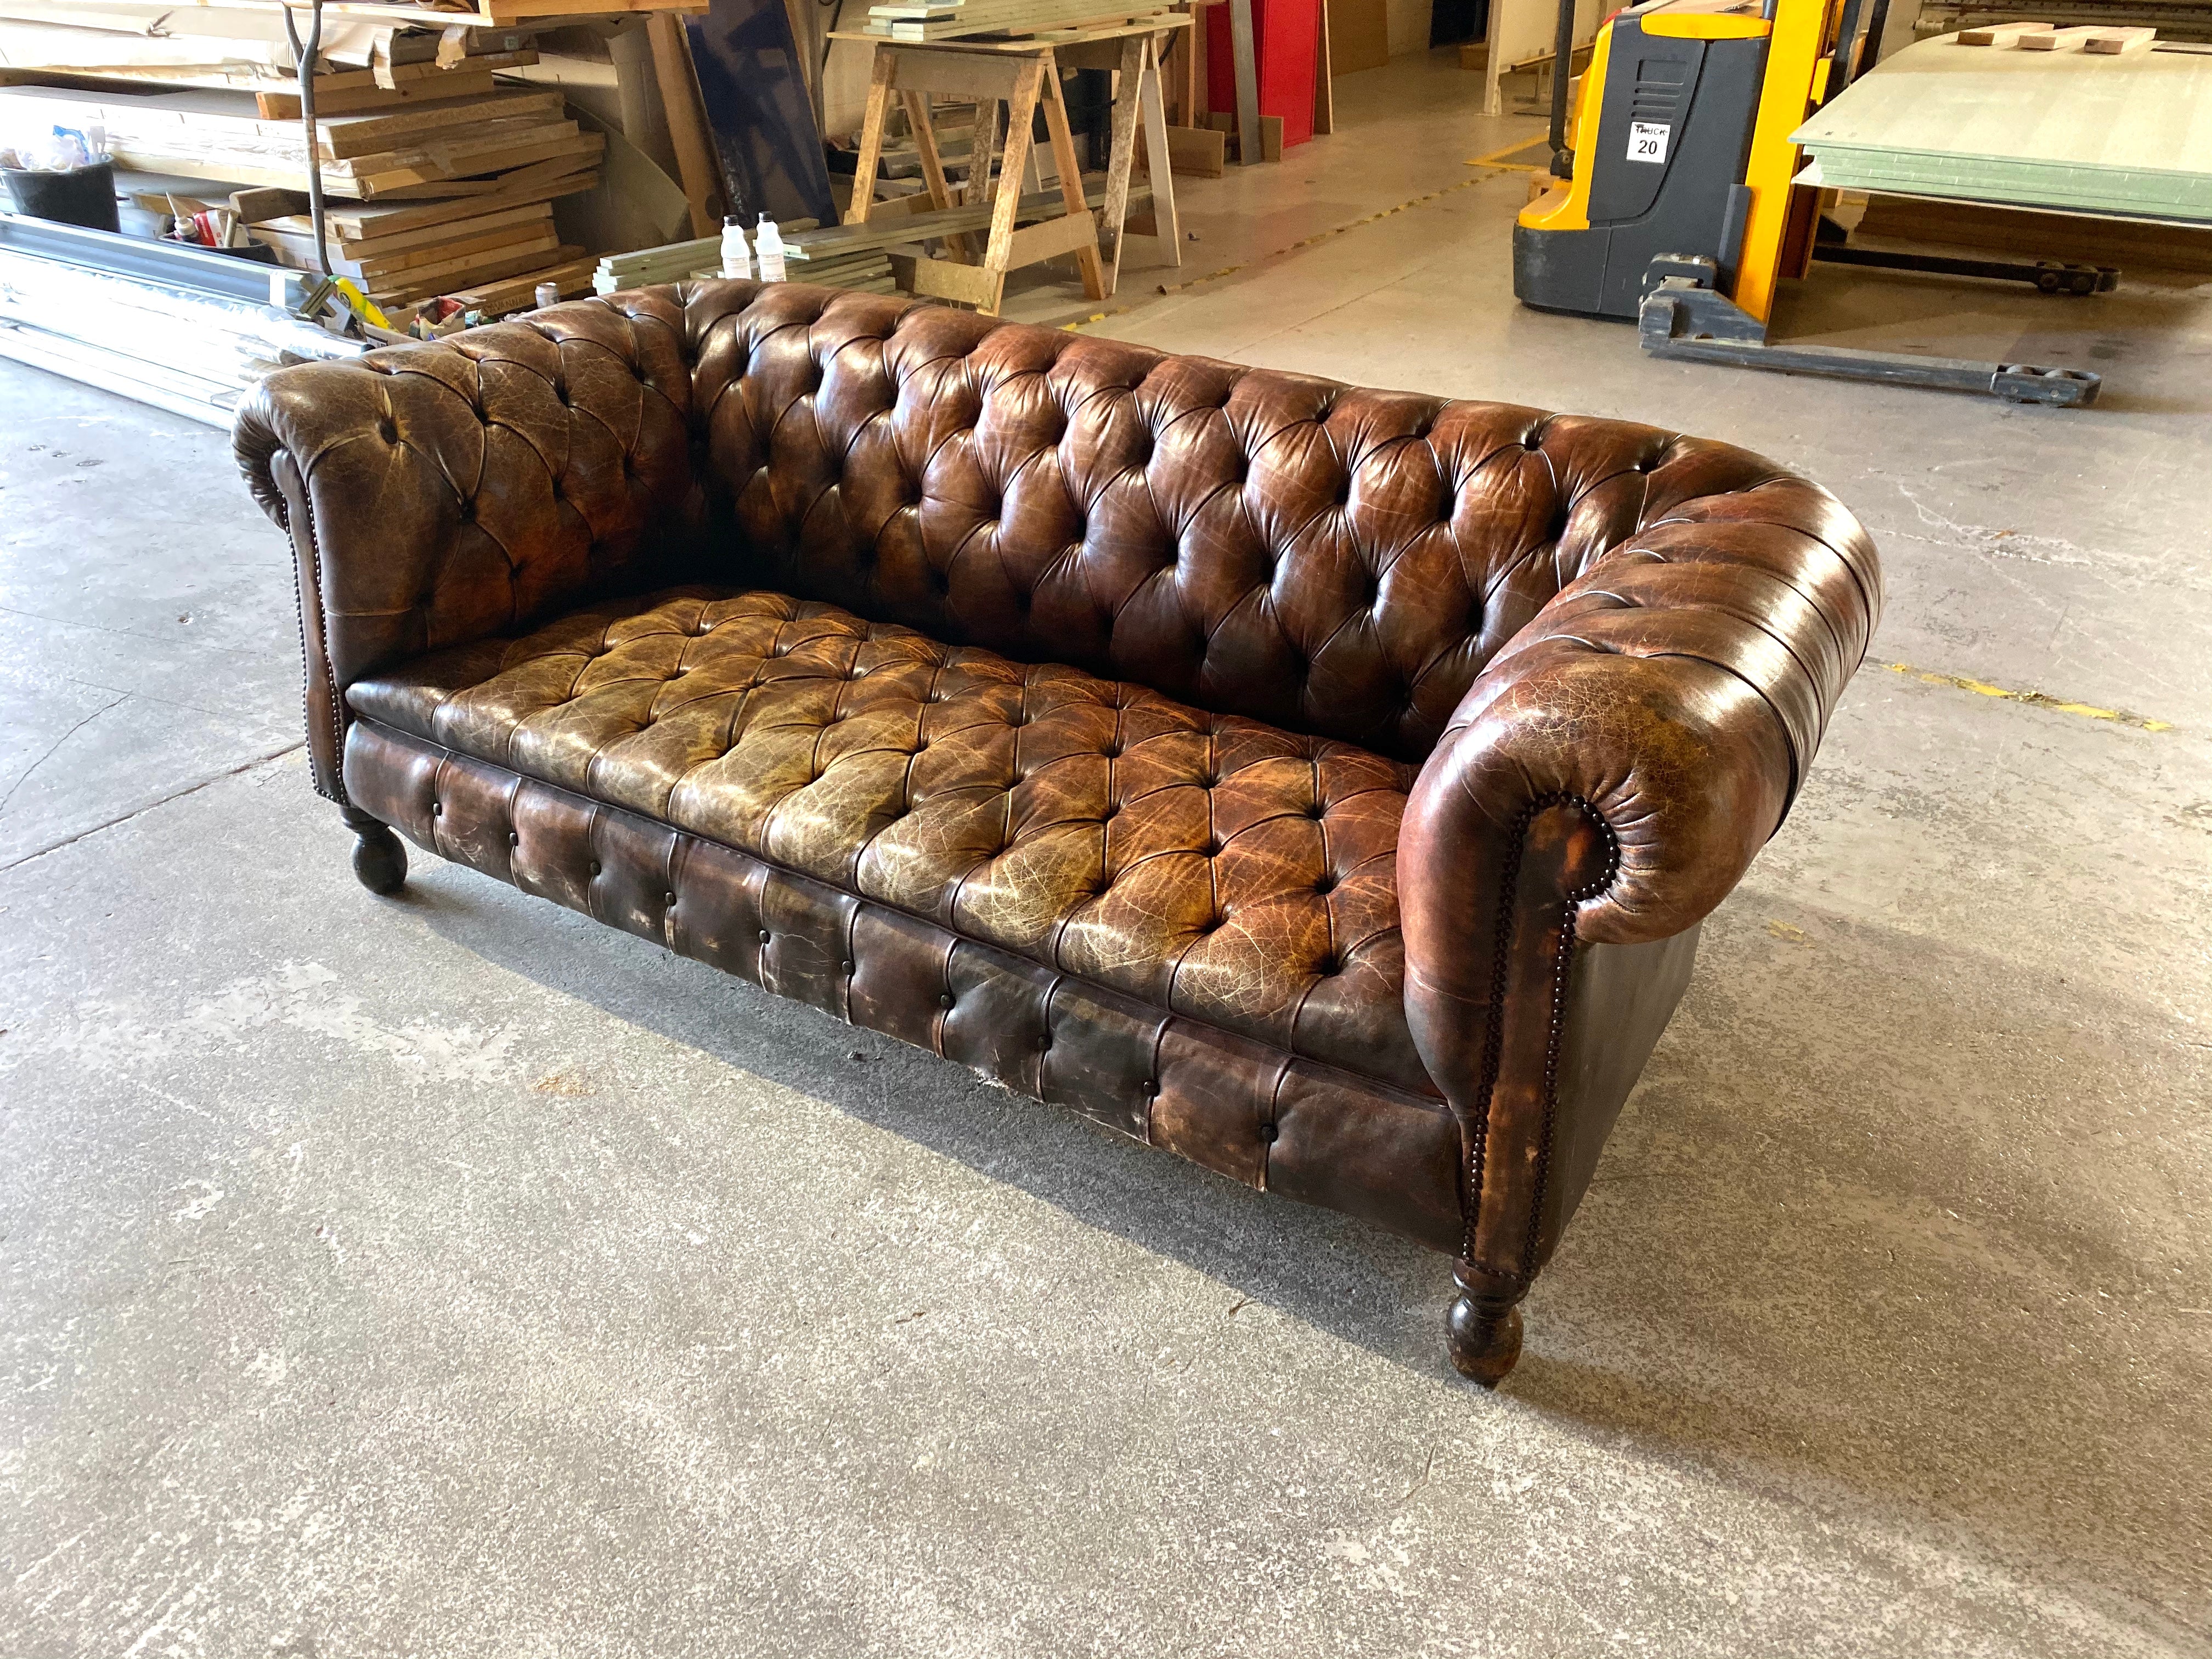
left=348, top=585, right=1431, bottom=1094
left=237, top=280, right=1881, bottom=1386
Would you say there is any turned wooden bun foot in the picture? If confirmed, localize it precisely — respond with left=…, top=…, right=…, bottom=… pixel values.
left=1446, top=1292, right=1525, bottom=1389
left=346, top=815, right=408, bottom=895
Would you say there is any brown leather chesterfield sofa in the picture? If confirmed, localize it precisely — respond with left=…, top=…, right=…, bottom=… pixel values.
left=235, top=281, right=1879, bottom=1385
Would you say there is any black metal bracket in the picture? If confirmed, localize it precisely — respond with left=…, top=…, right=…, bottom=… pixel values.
left=1810, top=243, right=2119, bottom=296
left=1635, top=256, right=2101, bottom=407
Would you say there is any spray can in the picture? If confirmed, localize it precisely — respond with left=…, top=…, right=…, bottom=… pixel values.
left=754, top=215, right=786, bottom=283
left=721, top=215, right=752, bottom=280
left=534, top=282, right=560, bottom=310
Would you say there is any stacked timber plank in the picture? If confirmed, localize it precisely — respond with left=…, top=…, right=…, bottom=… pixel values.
left=0, top=74, right=601, bottom=303
left=596, top=225, right=902, bottom=294
left=0, top=83, right=601, bottom=198
left=0, top=2, right=538, bottom=97
left=241, top=183, right=589, bottom=305
left=595, top=182, right=1146, bottom=297
left=595, top=242, right=901, bottom=291
left=861, top=0, right=1178, bottom=41
left=1792, top=29, right=2212, bottom=220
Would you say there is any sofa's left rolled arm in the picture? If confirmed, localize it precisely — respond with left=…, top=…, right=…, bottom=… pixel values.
left=234, top=293, right=701, bottom=800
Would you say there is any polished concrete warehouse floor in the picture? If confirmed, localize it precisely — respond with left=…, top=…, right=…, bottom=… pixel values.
left=3, top=49, right=2209, bottom=1659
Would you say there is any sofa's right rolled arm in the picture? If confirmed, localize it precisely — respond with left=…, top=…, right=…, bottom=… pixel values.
left=1399, top=473, right=1880, bottom=1283
left=1402, top=471, right=1881, bottom=968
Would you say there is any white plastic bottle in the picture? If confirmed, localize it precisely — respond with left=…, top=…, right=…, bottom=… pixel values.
left=720, top=215, right=752, bottom=280
left=754, top=215, right=786, bottom=283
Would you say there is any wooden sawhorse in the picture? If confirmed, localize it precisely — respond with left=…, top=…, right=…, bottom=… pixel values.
left=838, top=16, right=1187, bottom=314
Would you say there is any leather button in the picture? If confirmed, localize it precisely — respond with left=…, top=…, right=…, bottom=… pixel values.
left=507, top=832, right=518, bottom=847
left=841, top=959, right=855, bottom=975
left=432, top=801, right=442, bottom=816
left=664, top=891, right=677, bottom=906
left=938, top=993, right=954, bottom=1009
left=1035, top=1033, right=1051, bottom=1052
left=588, top=859, right=600, bottom=876
left=758, top=929, right=771, bottom=945
left=1141, top=1079, right=1159, bottom=1097
left=1257, top=1121, right=1278, bottom=1143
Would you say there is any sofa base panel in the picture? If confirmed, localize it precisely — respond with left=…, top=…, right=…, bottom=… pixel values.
left=340, top=718, right=1471, bottom=1262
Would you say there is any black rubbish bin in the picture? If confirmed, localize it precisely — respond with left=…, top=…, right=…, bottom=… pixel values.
left=2, top=161, right=120, bottom=233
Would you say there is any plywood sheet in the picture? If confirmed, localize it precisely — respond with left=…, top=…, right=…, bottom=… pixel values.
left=1792, top=32, right=2212, bottom=220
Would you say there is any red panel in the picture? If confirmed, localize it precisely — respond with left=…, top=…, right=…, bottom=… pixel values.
left=1204, top=0, right=1321, bottom=149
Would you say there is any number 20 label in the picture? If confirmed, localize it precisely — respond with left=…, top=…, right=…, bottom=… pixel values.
left=1627, top=121, right=1671, bottom=163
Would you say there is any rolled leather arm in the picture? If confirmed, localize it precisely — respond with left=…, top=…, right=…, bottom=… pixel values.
left=1400, top=470, right=1881, bottom=1102
left=233, top=290, right=703, bottom=800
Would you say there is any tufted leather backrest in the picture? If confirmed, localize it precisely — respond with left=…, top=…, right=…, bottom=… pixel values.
left=237, top=280, right=1844, bottom=802
left=678, top=282, right=1805, bottom=763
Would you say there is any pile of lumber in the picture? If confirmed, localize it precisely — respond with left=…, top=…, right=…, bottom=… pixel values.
left=595, top=180, right=1146, bottom=299
left=1793, top=30, right=2212, bottom=220
left=238, top=176, right=595, bottom=305
left=861, top=0, right=1180, bottom=42
left=0, top=82, right=601, bottom=199
left=596, top=241, right=901, bottom=292
left=0, top=2, right=538, bottom=98
left=595, top=218, right=902, bottom=295
left=1955, top=17, right=2159, bottom=47
left=1917, top=1, right=2212, bottom=47
left=0, top=72, right=602, bottom=304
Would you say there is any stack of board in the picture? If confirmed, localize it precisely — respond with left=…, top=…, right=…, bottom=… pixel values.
left=594, top=181, right=1143, bottom=298
left=594, top=244, right=900, bottom=292
left=862, top=0, right=1177, bottom=41
left=595, top=227, right=902, bottom=295
left=1792, top=29, right=2212, bottom=219
left=0, top=1, right=538, bottom=100
left=0, top=1, right=531, bottom=80
left=241, top=181, right=592, bottom=306
left=0, top=82, right=601, bottom=198
left=0, top=77, right=601, bottom=304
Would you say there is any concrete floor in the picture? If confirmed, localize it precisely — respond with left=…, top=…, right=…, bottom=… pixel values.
left=4, top=48, right=2209, bottom=1658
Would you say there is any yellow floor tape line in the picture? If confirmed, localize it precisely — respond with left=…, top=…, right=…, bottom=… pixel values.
left=1063, top=172, right=1507, bottom=332
left=1463, top=134, right=1550, bottom=170
left=1888, top=663, right=2174, bottom=733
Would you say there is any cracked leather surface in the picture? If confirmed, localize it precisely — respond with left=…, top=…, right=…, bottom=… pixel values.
left=348, top=586, right=1429, bottom=1096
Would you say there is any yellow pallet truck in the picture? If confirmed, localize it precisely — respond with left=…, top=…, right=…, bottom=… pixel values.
left=1513, top=0, right=2108, bottom=405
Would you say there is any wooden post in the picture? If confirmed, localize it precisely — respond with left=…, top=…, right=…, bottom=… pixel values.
left=1313, top=0, right=1334, bottom=134
left=1096, top=33, right=1147, bottom=283
left=1136, top=35, right=1182, bottom=259
left=1227, top=0, right=1262, bottom=165
left=846, top=47, right=897, bottom=223
left=1039, top=52, right=1110, bottom=301
left=978, top=57, right=1047, bottom=311
left=648, top=13, right=723, bottom=236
